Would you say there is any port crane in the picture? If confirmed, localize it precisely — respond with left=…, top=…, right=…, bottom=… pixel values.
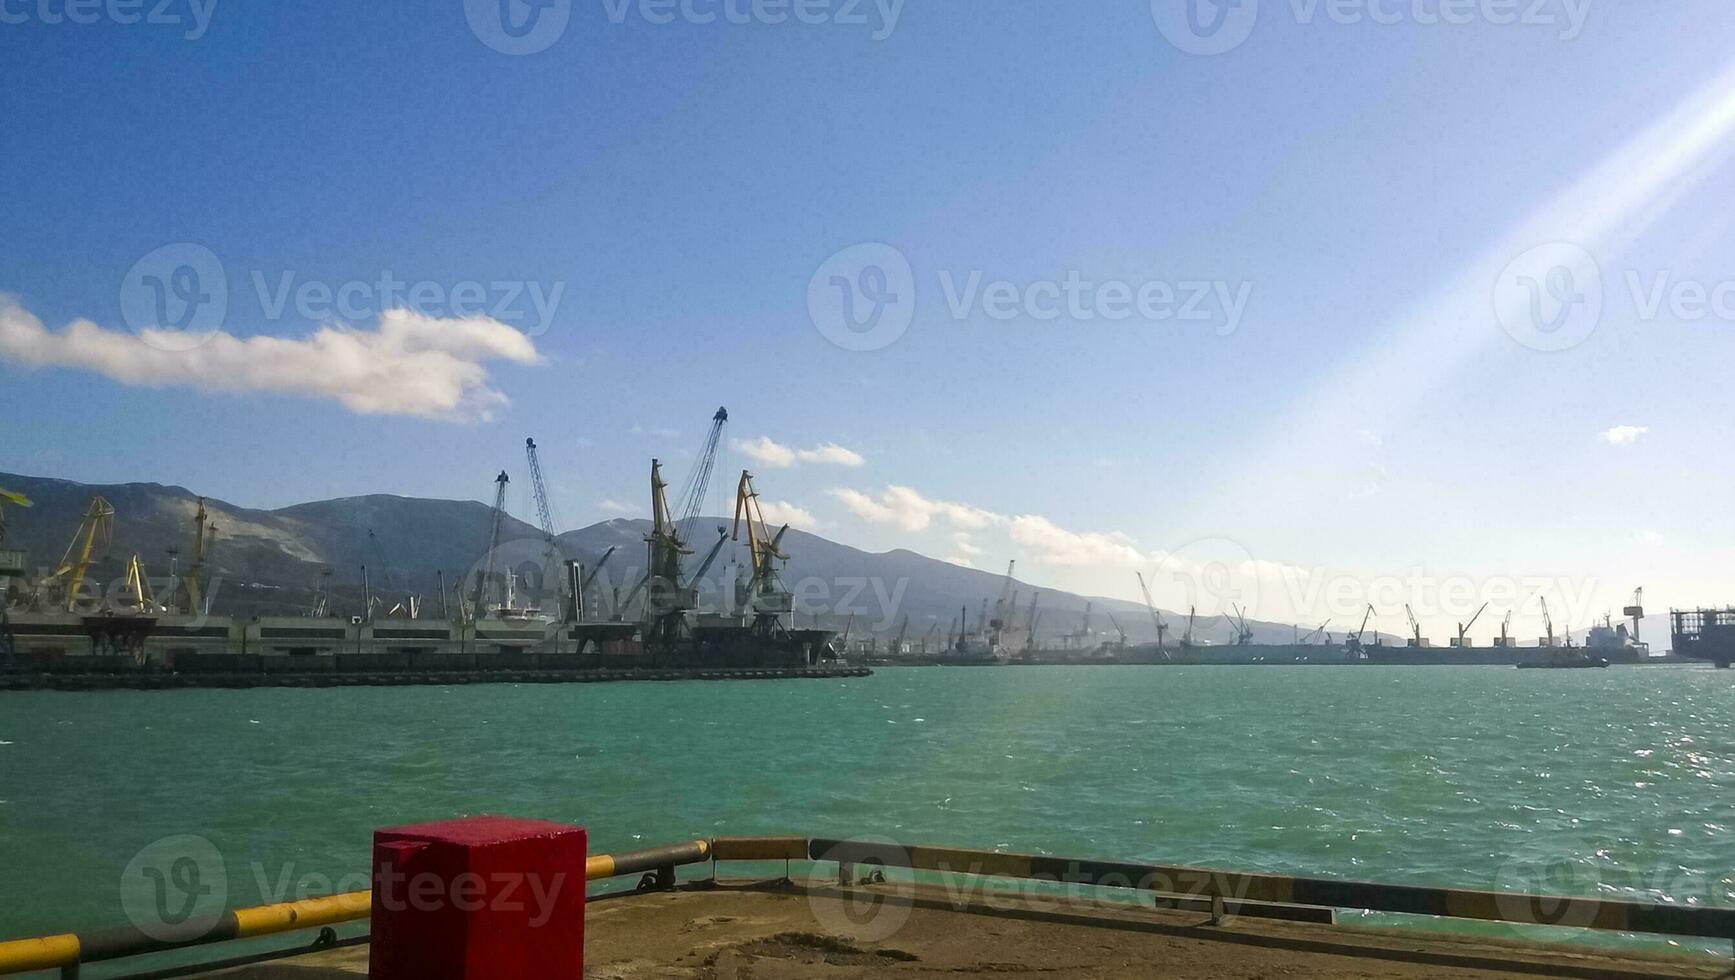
left=1227, top=604, right=1255, bottom=645
left=471, top=471, right=511, bottom=622
left=1496, top=609, right=1514, bottom=647
left=990, top=561, right=1017, bottom=632
left=1623, top=587, right=1645, bottom=645
left=1, top=488, right=32, bottom=658
left=640, top=409, right=730, bottom=661
left=1404, top=603, right=1425, bottom=647
left=1454, top=602, right=1489, bottom=647
left=40, top=496, right=114, bottom=612
left=1539, top=596, right=1556, bottom=647
left=1133, top=571, right=1170, bottom=651
left=1346, top=604, right=1374, bottom=657
left=525, top=437, right=565, bottom=616
left=121, top=553, right=158, bottom=615
left=0, top=487, right=28, bottom=550
left=1298, top=619, right=1330, bottom=644
left=921, top=619, right=939, bottom=654
left=1072, top=601, right=1094, bottom=649
left=731, top=469, right=793, bottom=637
left=577, top=546, right=617, bottom=621
left=890, top=616, right=909, bottom=657
left=178, top=498, right=215, bottom=616
left=309, top=568, right=334, bottom=618
left=1105, top=610, right=1128, bottom=649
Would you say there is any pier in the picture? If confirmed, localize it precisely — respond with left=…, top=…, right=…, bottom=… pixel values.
left=3, top=831, right=1729, bottom=978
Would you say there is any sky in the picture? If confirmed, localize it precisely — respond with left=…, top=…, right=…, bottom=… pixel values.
left=3, top=1, right=1734, bottom=641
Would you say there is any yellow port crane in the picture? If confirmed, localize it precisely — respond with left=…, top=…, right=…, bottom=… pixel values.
left=181, top=498, right=214, bottom=615
left=0, top=487, right=31, bottom=548
left=731, top=469, right=794, bottom=636
left=122, top=554, right=159, bottom=613
left=48, top=496, right=114, bottom=612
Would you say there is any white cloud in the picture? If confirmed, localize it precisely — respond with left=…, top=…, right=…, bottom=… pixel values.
left=0, top=299, right=539, bottom=420
left=1600, top=425, right=1649, bottom=446
left=828, top=485, right=1000, bottom=532
left=1008, top=514, right=1148, bottom=567
left=631, top=423, right=680, bottom=440
left=950, top=532, right=983, bottom=557
left=735, top=436, right=865, bottom=469
left=942, top=555, right=976, bottom=568
left=596, top=498, right=633, bottom=514
left=756, top=500, right=820, bottom=530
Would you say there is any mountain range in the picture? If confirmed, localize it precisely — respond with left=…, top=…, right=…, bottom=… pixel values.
left=0, top=471, right=1349, bottom=645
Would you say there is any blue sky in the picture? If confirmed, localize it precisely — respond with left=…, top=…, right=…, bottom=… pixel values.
left=3, top=2, right=1734, bottom=638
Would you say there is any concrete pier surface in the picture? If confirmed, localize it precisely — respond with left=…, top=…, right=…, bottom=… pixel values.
left=196, top=880, right=1728, bottom=979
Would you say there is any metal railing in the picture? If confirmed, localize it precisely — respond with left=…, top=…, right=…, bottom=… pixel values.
left=6, top=834, right=1733, bottom=977
left=0, top=841, right=710, bottom=978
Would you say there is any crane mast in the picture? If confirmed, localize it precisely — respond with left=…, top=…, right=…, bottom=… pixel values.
left=1347, top=603, right=1374, bottom=656
left=1456, top=601, right=1489, bottom=647
left=577, top=546, right=618, bottom=621
left=990, top=561, right=1016, bottom=630
left=525, top=437, right=564, bottom=615
left=1134, top=571, right=1169, bottom=649
left=731, top=470, right=793, bottom=635
left=49, top=496, right=113, bottom=612
left=644, top=409, right=729, bottom=660
left=179, top=498, right=212, bottom=615
left=472, top=471, right=510, bottom=622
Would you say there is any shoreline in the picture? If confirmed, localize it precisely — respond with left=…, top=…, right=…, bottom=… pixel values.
left=0, top=664, right=872, bottom=691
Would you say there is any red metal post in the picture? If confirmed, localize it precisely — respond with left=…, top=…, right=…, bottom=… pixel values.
left=369, top=816, right=586, bottom=979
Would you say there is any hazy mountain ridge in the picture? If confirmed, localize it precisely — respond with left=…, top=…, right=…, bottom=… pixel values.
left=1, top=472, right=1330, bottom=643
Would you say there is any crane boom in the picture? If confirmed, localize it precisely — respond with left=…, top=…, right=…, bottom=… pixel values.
left=1404, top=603, right=1423, bottom=646
left=673, top=407, right=728, bottom=543
left=1105, top=610, right=1127, bottom=644
left=472, top=471, right=510, bottom=622
left=525, top=438, right=564, bottom=612
left=52, top=496, right=114, bottom=612
left=1133, top=571, right=1169, bottom=647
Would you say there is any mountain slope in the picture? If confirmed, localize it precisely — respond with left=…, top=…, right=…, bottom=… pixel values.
left=1, top=471, right=1334, bottom=643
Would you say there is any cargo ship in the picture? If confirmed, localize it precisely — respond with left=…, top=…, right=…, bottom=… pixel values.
left=1670, top=607, right=1735, bottom=668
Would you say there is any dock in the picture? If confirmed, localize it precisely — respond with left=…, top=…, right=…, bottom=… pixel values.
left=5, top=833, right=1730, bottom=979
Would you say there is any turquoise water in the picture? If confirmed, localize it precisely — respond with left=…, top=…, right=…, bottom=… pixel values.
left=2, top=665, right=1732, bottom=965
